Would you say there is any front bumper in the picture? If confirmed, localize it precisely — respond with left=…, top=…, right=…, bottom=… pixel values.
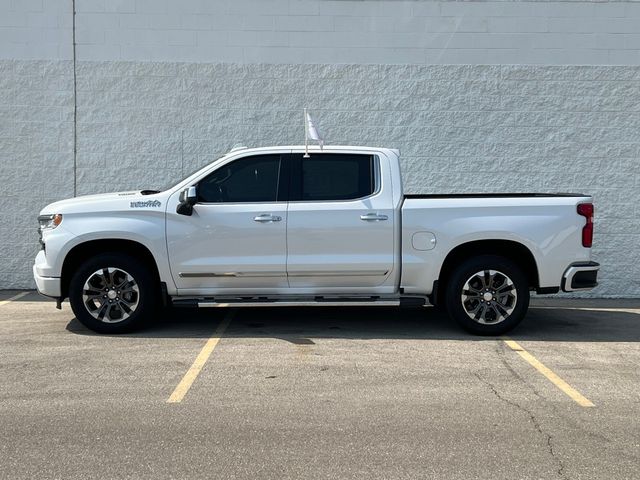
left=33, top=251, right=61, bottom=298
left=562, top=261, right=599, bottom=292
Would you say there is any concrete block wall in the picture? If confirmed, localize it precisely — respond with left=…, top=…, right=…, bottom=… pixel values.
left=0, top=59, right=75, bottom=288
left=0, top=0, right=639, bottom=297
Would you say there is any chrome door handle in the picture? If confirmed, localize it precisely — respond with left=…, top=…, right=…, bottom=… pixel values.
left=360, top=213, right=388, bottom=222
left=254, top=214, right=282, bottom=223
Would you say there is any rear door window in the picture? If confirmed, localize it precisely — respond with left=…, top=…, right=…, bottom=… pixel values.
left=292, top=154, right=376, bottom=201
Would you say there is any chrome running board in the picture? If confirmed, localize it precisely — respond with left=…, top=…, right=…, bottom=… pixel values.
left=197, top=300, right=401, bottom=308
left=172, top=296, right=427, bottom=308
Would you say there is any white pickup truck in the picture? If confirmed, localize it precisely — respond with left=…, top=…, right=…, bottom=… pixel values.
left=34, top=145, right=599, bottom=335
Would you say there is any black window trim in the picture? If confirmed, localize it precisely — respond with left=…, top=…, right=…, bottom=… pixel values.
left=287, top=153, right=381, bottom=204
left=195, top=153, right=291, bottom=205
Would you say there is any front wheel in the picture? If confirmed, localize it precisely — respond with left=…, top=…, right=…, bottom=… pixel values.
left=68, top=253, right=157, bottom=334
left=444, top=255, right=530, bottom=336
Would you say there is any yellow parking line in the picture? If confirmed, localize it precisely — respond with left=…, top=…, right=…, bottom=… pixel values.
left=0, top=292, right=29, bottom=307
left=166, top=310, right=235, bottom=404
left=503, top=339, right=594, bottom=407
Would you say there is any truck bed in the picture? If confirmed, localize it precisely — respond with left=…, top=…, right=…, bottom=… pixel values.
left=404, top=193, right=589, bottom=199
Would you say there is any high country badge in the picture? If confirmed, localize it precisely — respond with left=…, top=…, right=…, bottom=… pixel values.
left=130, top=200, right=162, bottom=208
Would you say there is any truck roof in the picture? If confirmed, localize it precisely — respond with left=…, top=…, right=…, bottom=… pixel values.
left=226, top=145, right=400, bottom=156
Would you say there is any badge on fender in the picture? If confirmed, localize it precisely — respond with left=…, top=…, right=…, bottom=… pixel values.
left=130, top=200, right=161, bottom=208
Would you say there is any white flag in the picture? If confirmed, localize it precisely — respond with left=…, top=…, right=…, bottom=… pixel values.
left=305, top=111, right=323, bottom=148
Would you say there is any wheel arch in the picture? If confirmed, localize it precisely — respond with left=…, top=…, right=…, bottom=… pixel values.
left=434, top=239, right=539, bottom=305
left=60, top=239, right=161, bottom=300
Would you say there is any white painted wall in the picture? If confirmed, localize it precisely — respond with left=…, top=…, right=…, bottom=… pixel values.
left=0, top=0, right=72, bottom=59
left=70, top=0, right=640, bottom=65
left=3, top=1, right=640, bottom=64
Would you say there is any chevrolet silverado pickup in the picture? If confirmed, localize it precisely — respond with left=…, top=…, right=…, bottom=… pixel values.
left=34, top=145, right=599, bottom=335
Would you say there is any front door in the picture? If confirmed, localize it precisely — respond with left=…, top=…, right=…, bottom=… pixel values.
left=166, top=153, right=289, bottom=294
left=286, top=152, right=396, bottom=291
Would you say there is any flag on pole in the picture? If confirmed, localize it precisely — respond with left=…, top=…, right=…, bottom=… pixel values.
left=304, top=109, right=323, bottom=157
left=305, top=111, right=323, bottom=149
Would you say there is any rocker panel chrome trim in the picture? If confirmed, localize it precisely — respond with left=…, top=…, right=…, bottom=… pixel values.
left=178, top=272, right=285, bottom=278
left=197, top=300, right=401, bottom=308
left=287, top=270, right=389, bottom=277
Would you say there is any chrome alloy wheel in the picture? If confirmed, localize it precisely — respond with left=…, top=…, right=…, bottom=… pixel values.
left=460, top=269, right=517, bottom=325
left=82, top=268, right=140, bottom=323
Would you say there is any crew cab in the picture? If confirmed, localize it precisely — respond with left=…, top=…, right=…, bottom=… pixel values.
left=34, top=145, right=599, bottom=335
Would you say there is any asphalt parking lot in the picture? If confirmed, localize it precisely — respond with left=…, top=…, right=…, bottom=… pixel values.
left=0, top=291, right=639, bottom=479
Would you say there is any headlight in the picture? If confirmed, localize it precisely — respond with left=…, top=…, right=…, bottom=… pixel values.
left=38, top=214, right=62, bottom=249
left=38, top=214, right=63, bottom=230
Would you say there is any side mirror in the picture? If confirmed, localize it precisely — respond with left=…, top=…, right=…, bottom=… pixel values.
left=176, top=186, right=197, bottom=216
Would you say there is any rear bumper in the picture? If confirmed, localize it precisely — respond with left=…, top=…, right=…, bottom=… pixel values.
left=562, top=261, right=599, bottom=292
left=33, top=263, right=61, bottom=298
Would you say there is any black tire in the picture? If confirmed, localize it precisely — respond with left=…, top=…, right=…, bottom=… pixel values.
left=444, top=255, right=530, bottom=336
left=69, top=253, right=158, bottom=334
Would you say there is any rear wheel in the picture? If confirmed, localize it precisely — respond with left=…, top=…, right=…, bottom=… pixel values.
left=69, top=253, right=157, bottom=333
left=444, top=255, right=529, bottom=335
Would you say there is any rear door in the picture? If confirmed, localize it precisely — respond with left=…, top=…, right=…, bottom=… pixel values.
left=286, top=152, right=396, bottom=290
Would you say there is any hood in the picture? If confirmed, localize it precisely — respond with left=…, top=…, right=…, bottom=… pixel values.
left=40, top=191, right=167, bottom=215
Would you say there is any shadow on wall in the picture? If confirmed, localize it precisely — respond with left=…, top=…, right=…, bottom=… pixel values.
left=64, top=304, right=640, bottom=343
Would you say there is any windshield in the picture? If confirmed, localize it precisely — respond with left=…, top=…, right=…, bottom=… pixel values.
left=148, top=158, right=226, bottom=194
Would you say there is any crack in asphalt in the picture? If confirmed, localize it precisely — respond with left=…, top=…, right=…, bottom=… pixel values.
left=494, top=341, right=618, bottom=449
left=474, top=371, right=566, bottom=479
left=494, top=341, right=561, bottom=406
left=493, top=342, right=639, bottom=470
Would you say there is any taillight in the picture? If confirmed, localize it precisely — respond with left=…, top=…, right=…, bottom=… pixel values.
left=577, top=203, right=594, bottom=248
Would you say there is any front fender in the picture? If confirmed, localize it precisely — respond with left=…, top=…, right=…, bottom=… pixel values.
left=52, top=211, right=176, bottom=293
